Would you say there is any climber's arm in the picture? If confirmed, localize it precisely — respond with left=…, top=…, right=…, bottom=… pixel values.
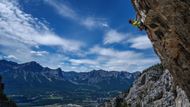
left=136, top=13, right=141, bottom=21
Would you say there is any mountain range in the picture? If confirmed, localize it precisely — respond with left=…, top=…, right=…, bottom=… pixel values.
left=0, top=60, right=140, bottom=106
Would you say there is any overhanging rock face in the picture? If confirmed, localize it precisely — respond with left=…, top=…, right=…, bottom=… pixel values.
left=131, top=0, right=190, bottom=100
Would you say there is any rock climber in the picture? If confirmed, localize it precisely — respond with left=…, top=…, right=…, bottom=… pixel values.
left=129, top=14, right=147, bottom=31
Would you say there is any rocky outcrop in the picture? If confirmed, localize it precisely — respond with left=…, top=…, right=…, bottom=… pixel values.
left=131, top=0, right=190, bottom=100
left=0, top=76, right=17, bottom=107
left=101, top=64, right=190, bottom=107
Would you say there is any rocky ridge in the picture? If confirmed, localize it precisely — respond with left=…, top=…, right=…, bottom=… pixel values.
left=102, top=64, right=190, bottom=107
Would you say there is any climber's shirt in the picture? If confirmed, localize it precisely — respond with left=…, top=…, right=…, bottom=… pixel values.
left=132, top=20, right=141, bottom=27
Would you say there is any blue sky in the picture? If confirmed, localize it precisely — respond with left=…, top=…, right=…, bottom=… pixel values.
left=0, top=0, right=160, bottom=72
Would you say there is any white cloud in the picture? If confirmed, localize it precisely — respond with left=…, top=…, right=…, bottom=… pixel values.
left=90, top=46, right=141, bottom=59
left=0, top=0, right=84, bottom=70
left=36, top=53, right=69, bottom=69
left=102, top=23, right=109, bottom=28
left=30, top=50, right=49, bottom=56
left=103, top=30, right=152, bottom=50
left=0, top=0, right=83, bottom=52
left=45, top=0, right=109, bottom=29
left=69, top=59, right=98, bottom=65
left=129, top=36, right=152, bottom=49
left=0, top=0, right=159, bottom=73
left=82, top=17, right=109, bottom=29
left=0, top=36, right=34, bottom=62
left=33, top=33, right=83, bottom=51
left=4, top=55, right=18, bottom=60
left=104, top=30, right=127, bottom=44
left=82, top=18, right=95, bottom=28
left=45, top=0, right=77, bottom=20
left=55, top=45, right=157, bottom=72
left=88, top=45, right=160, bottom=72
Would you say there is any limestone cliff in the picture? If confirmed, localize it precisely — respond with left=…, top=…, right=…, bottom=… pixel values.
left=101, top=64, right=190, bottom=107
left=131, top=0, right=190, bottom=100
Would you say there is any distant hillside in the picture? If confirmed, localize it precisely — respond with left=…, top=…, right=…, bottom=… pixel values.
left=0, top=60, right=140, bottom=106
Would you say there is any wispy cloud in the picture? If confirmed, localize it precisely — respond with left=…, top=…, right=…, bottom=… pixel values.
left=104, top=30, right=127, bottom=44
left=0, top=0, right=83, bottom=52
left=67, top=45, right=160, bottom=72
left=45, top=0, right=109, bottom=29
left=103, top=29, right=152, bottom=50
left=45, top=0, right=77, bottom=20
left=90, top=45, right=141, bottom=59
left=0, top=0, right=159, bottom=72
left=128, top=36, right=152, bottom=49
left=0, top=0, right=84, bottom=69
left=30, top=50, right=49, bottom=57
left=3, top=55, right=18, bottom=60
left=82, top=17, right=109, bottom=29
left=69, top=59, right=98, bottom=65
